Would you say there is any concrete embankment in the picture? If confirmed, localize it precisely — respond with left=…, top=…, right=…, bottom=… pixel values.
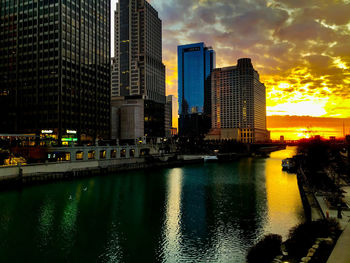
left=0, top=148, right=281, bottom=189
left=0, top=155, right=203, bottom=188
left=296, top=167, right=324, bottom=221
left=296, top=164, right=350, bottom=263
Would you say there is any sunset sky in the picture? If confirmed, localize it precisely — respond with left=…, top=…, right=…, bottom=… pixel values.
left=111, top=0, right=350, bottom=140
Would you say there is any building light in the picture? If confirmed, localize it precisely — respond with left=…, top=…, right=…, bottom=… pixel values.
left=41, top=130, right=53, bottom=134
left=62, top=138, right=78, bottom=142
left=67, top=130, right=77, bottom=134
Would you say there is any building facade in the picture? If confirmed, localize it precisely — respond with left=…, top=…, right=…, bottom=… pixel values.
left=208, top=58, right=269, bottom=143
left=178, top=42, right=215, bottom=137
left=165, top=95, right=178, bottom=137
left=111, top=0, right=166, bottom=139
left=112, top=0, right=166, bottom=140
left=0, top=0, right=111, bottom=141
left=111, top=57, right=118, bottom=97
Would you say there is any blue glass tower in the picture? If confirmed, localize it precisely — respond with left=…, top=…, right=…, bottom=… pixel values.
left=178, top=43, right=215, bottom=136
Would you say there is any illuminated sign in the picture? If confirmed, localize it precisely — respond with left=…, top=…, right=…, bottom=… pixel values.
left=66, top=130, right=77, bottom=134
left=41, top=130, right=53, bottom=134
left=184, top=47, right=200, bottom=52
left=62, top=138, right=78, bottom=142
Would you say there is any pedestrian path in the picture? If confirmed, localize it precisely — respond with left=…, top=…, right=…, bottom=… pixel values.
left=327, top=224, right=350, bottom=263
left=322, top=186, right=350, bottom=263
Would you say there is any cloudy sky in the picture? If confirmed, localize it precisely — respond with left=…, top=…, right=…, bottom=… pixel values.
left=111, top=0, right=350, bottom=139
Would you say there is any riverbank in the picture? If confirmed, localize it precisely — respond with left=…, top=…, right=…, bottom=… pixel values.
left=296, top=167, right=324, bottom=221
left=292, top=139, right=350, bottom=263
left=0, top=155, right=207, bottom=189
left=296, top=166, right=350, bottom=263
left=0, top=143, right=281, bottom=189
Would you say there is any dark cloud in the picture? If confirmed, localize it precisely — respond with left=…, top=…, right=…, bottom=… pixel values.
left=144, top=0, right=350, bottom=117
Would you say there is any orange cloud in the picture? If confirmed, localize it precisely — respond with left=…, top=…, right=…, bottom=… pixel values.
left=152, top=0, right=350, bottom=120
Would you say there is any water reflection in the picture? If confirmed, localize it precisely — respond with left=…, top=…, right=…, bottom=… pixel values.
left=0, top=147, right=303, bottom=263
left=38, top=197, right=55, bottom=248
left=162, top=168, right=183, bottom=262
left=159, top=147, right=304, bottom=262
left=264, top=147, right=305, bottom=237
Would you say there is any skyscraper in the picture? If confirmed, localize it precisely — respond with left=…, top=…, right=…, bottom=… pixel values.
left=165, top=95, right=178, bottom=137
left=208, top=58, right=269, bottom=142
left=0, top=0, right=111, bottom=141
left=111, top=0, right=166, bottom=140
left=178, top=42, right=215, bottom=137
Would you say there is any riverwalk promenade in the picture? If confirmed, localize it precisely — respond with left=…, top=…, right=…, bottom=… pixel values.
left=296, top=166, right=350, bottom=262
left=310, top=186, right=350, bottom=263
left=324, top=186, right=350, bottom=263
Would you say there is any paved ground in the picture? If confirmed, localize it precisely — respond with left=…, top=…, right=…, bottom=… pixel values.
left=315, top=194, right=350, bottom=229
left=327, top=224, right=350, bottom=263
left=316, top=186, right=350, bottom=263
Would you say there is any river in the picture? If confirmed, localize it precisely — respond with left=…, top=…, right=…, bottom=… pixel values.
left=0, top=147, right=304, bottom=262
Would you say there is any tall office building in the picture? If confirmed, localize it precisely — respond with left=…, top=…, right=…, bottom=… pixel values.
left=111, top=0, right=166, bottom=140
left=0, top=0, right=111, bottom=141
left=208, top=58, right=269, bottom=143
left=178, top=42, right=215, bottom=137
left=165, top=95, right=178, bottom=137
left=111, top=57, right=118, bottom=97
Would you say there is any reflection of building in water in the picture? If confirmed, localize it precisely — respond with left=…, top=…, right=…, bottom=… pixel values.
left=264, top=148, right=305, bottom=237
left=168, top=161, right=267, bottom=261
left=162, top=169, right=184, bottom=261
left=177, top=168, right=210, bottom=258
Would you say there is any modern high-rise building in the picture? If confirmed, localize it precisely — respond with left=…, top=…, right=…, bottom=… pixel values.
left=208, top=58, right=269, bottom=143
left=165, top=95, right=178, bottom=137
left=0, top=0, right=111, bottom=141
left=178, top=42, right=215, bottom=137
left=111, top=57, right=118, bottom=97
left=111, top=0, right=166, bottom=140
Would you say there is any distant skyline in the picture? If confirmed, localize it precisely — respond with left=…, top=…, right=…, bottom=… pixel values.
left=111, top=0, right=350, bottom=139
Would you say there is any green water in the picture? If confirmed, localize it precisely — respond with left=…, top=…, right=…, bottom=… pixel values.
left=0, top=147, right=304, bottom=262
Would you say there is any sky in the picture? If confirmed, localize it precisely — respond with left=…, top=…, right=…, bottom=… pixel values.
left=111, top=0, right=350, bottom=140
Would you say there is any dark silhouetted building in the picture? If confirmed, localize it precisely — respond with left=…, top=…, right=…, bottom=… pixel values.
left=178, top=42, right=215, bottom=137
left=111, top=0, right=166, bottom=140
left=0, top=0, right=111, bottom=141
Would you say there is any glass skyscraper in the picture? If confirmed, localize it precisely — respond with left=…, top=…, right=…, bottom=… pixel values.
left=0, top=0, right=110, bottom=141
left=178, top=42, right=215, bottom=136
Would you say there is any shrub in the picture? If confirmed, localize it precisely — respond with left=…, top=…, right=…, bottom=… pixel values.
left=246, top=234, right=282, bottom=263
left=0, top=150, right=10, bottom=165
left=286, top=219, right=340, bottom=258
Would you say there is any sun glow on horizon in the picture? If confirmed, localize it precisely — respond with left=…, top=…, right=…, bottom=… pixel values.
left=267, top=99, right=328, bottom=117
left=268, top=126, right=343, bottom=141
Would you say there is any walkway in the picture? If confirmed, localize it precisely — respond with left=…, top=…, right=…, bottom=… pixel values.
left=325, top=186, right=350, bottom=263
left=327, top=224, right=350, bottom=263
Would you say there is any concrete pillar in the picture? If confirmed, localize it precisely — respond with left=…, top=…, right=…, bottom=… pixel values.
left=96, top=148, right=100, bottom=160
left=134, top=147, right=140, bottom=158
left=72, top=150, right=77, bottom=161
left=83, top=150, right=89, bottom=161
left=125, top=147, right=130, bottom=159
